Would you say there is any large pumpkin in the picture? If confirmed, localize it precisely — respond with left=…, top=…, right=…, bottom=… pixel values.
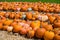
left=41, top=22, right=53, bottom=31
left=53, top=28, right=60, bottom=40
left=3, top=19, right=13, bottom=26
left=0, top=22, right=3, bottom=30
left=13, top=25, right=22, bottom=33
left=30, top=20, right=40, bottom=29
left=26, top=12, right=32, bottom=20
left=3, top=25, right=9, bottom=30
left=54, top=20, right=60, bottom=28
left=44, top=31, right=54, bottom=40
left=9, top=12, right=15, bottom=19
left=48, top=16, right=56, bottom=24
left=35, top=28, right=46, bottom=38
left=27, top=30, right=35, bottom=38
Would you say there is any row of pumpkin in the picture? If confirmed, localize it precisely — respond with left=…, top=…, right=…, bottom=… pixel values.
left=0, top=11, right=60, bottom=40
left=0, top=2, right=60, bottom=12
left=0, top=11, right=60, bottom=21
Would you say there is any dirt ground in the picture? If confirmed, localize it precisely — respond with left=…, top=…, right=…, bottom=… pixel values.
left=0, top=30, right=41, bottom=40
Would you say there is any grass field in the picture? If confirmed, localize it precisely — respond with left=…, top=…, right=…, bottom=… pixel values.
left=0, top=0, right=60, bottom=4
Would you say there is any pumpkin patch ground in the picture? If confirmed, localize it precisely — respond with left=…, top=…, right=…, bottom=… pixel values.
left=0, top=2, right=60, bottom=40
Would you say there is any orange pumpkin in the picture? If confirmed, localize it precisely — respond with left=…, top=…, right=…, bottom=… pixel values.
left=4, top=19, right=13, bottom=26
left=5, top=12, right=10, bottom=17
left=35, top=28, right=46, bottom=38
left=26, top=12, right=32, bottom=20
left=0, top=22, right=3, bottom=30
left=11, top=22, right=17, bottom=27
left=41, top=22, right=48, bottom=27
left=1, top=16, right=6, bottom=23
left=41, top=22, right=53, bottom=31
left=0, top=12, right=5, bottom=16
left=9, top=12, right=15, bottom=19
left=15, top=13, right=20, bottom=19
left=20, top=27, right=28, bottom=35
left=13, top=25, right=22, bottom=33
left=27, top=30, right=35, bottom=38
left=32, top=4, right=38, bottom=11
left=21, top=4, right=28, bottom=11
left=44, top=31, right=54, bottom=40
left=45, top=24, right=53, bottom=31
left=53, top=28, right=60, bottom=34
left=54, top=20, right=60, bottom=28
left=3, top=25, right=9, bottom=30
left=48, top=16, right=56, bottom=23
left=54, top=28, right=60, bottom=40
left=30, top=20, right=40, bottom=29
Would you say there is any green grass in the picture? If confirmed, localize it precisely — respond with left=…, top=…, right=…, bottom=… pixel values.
left=0, top=0, right=60, bottom=4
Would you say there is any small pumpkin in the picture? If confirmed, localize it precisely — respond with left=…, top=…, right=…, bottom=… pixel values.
left=15, top=13, right=20, bottom=19
left=26, top=12, right=32, bottom=20
left=1, top=16, right=6, bottom=23
left=30, top=20, right=40, bottom=29
left=35, top=28, right=46, bottom=38
left=4, top=19, right=13, bottom=26
left=45, top=24, right=53, bottom=31
left=54, top=28, right=60, bottom=40
left=0, top=22, right=3, bottom=30
left=3, top=25, right=9, bottom=30
left=5, top=12, right=10, bottom=18
left=11, top=22, right=17, bottom=27
left=20, top=27, right=28, bottom=35
left=13, top=25, right=22, bottom=33
left=7, top=26, right=13, bottom=32
left=32, top=4, right=38, bottom=11
left=21, top=4, right=28, bottom=11
left=0, top=12, right=5, bottom=16
left=54, top=20, right=60, bottom=28
left=27, top=30, right=35, bottom=38
left=44, top=31, right=54, bottom=40
left=48, top=16, right=56, bottom=23
left=9, top=12, right=15, bottom=19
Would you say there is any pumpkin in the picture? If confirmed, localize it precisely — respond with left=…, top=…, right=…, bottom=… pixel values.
left=4, top=19, right=13, bottom=26
left=11, top=22, right=17, bottom=27
left=7, top=26, right=13, bottom=32
left=3, top=25, right=9, bottom=30
left=46, top=13, right=52, bottom=17
left=27, top=30, right=35, bottom=38
left=5, top=12, right=10, bottom=18
left=44, top=31, right=54, bottom=40
left=48, top=16, right=56, bottom=23
left=54, top=33, right=60, bottom=40
left=20, top=23, right=31, bottom=35
left=9, top=12, right=15, bottom=19
left=35, top=28, right=46, bottom=38
left=41, top=22, right=48, bottom=27
left=45, top=24, right=53, bottom=31
left=21, top=4, right=28, bottom=11
left=20, top=27, right=28, bottom=35
left=54, top=28, right=60, bottom=40
left=32, top=4, right=38, bottom=11
left=54, top=20, right=60, bottom=28
left=41, top=22, right=53, bottom=31
left=32, top=17, right=36, bottom=20
left=39, top=15, right=48, bottom=21
left=13, top=25, right=22, bottom=33
left=0, top=12, right=5, bottom=16
left=0, top=22, right=3, bottom=30
left=15, top=13, right=20, bottom=19
left=26, top=12, right=32, bottom=20
left=30, top=20, right=40, bottom=29
left=0, top=16, right=6, bottom=23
